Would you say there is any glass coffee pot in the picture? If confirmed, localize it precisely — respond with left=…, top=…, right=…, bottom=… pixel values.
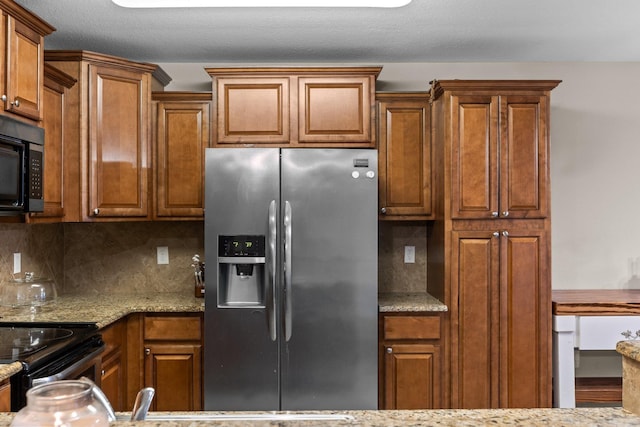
left=11, top=380, right=110, bottom=427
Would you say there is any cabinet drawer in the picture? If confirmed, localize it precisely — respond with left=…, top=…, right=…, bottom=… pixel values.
left=578, top=316, right=640, bottom=350
left=383, top=315, right=440, bottom=340
left=144, top=315, right=202, bottom=341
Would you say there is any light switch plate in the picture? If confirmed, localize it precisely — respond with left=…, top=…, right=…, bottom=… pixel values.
left=157, top=246, right=169, bottom=265
left=404, top=246, right=415, bottom=264
left=13, top=253, right=21, bottom=274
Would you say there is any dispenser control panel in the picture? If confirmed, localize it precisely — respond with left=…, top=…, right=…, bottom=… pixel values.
left=219, top=235, right=265, bottom=257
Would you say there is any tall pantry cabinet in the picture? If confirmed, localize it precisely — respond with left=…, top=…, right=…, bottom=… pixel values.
left=428, top=80, right=560, bottom=409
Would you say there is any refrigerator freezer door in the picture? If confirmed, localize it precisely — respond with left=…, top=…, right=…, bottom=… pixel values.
left=204, top=148, right=280, bottom=410
left=280, top=149, right=378, bottom=410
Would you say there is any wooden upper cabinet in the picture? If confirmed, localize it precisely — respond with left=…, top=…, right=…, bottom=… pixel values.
left=377, top=93, right=432, bottom=219
left=298, top=76, right=372, bottom=144
left=45, top=51, right=160, bottom=221
left=28, top=64, right=76, bottom=223
left=433, top=80, right=560, bottom=220
left=88, top=64, right=149, bottom=218
left=207, top=67, right=380, bottom=147
left=0, top=2, right=55, bottom=122
left=215, top=76, right=290, bottom=145
left=153, top=92, right=211, bottom=219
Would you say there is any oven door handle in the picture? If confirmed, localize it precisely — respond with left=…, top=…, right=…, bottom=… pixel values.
left=32, top=345, right=104, bottom=387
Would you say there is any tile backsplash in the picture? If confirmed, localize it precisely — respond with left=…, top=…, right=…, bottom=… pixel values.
left=1, top=220, right=426, bottom=296
left=63, top=221, right=204, bottom=295
left=378, top=221, right=428, bottom=293
left=0, top=223, right=64, bottom=287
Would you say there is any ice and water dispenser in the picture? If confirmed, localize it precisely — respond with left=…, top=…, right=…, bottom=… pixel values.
left=217, top=235, right=266, bottom=307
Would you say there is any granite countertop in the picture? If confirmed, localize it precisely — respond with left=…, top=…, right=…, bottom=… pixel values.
left=618, top=340, right=640, bottom=362
left=1, top=408, right=640, bottom=426
left=0, top=292, right=204, bottom=328
left=0, top=291, right=442, bottom=383
left=0, top=292, right=204, bottom=383
left=378, top=292, right=447, bottom=312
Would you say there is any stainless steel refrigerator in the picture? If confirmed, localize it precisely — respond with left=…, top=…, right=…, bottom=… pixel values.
left=204, top=148, right=378, bottom=411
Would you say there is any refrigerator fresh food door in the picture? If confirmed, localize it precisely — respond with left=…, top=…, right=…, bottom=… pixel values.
left=280, top=148, right=378, bottom=410
left=204, top=148, right=280, bottom=410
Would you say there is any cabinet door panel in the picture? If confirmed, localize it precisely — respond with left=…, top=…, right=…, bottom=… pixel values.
left=6, top=17, right=43, bottom=120
left=156, top=101, right=209, bottom=218
left=88, top=65, right=149, bottom=217
left=216, top=77, right=290, bottom=144
left=298, top=77, right=373, bottom=145
left=145, top=344, right=202, bottom=411
left=500, top=230, right=550, bottom=407
left=378, top=99, right=432, bottom=218
left=500, top=95, right=548, bottom=218
left=451, top=95, right=499, bottom=219
left=0, top=380, right=10, bottom=412
left=383, top=344, right=440, bottom=409
left=451, top=231, right=500, bottom=408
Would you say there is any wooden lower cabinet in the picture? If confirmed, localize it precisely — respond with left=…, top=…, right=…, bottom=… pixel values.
left=143, top=314, right=203, bottom=411
left=450, top=224, right=550, bottom=408
left=144, top=343, right=202, bottom=411
left=100, top=318, right=127, bottom=411
left=0, top=379, right=10, bottom=412
left=379, top=313, right=442, bottom=409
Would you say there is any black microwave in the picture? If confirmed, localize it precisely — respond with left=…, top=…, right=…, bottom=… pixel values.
left=0, top=115, right=44, bottom=215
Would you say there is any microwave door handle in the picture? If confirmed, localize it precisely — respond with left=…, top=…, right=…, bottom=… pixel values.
left=267, top=200, right=277, bottom=341
left=284, top=200, right=292, bottom=342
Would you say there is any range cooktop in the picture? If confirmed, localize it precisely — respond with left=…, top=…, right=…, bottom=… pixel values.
left=0, top=322, right=98, bottom=366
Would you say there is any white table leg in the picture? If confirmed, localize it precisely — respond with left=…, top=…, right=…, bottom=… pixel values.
left=553, top=315, right=577, bottom=408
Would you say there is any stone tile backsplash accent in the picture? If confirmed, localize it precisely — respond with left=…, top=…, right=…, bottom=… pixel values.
left=378, top=221, right=427, bottom=293
left=0, top=223, right=64, bottom=288
left=1, top=219, right=425, bottom=296
left=63, top=221, right=204, bottom=295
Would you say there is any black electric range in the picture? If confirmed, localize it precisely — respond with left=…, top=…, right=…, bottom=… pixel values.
left=0, top=322, right=104, bottom=410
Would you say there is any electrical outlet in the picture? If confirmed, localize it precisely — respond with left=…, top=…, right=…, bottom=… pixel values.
left=13, top=253, right=21, bottom=274
left=157, top=246, right=169, bottom=265
left=404, top=246, right=415, bottom=264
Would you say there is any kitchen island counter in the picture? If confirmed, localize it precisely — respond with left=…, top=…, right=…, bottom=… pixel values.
left=1, top=408, right=640, bottom=426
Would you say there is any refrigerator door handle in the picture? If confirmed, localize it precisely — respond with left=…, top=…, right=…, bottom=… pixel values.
left=267, top=200, right=278, bottom=341
left=284, top=200, right=293, bottom=341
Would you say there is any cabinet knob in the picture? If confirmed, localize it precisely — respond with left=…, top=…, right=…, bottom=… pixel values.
left=380, top=207, right=387, bottom=214
left=491, top=211, right=499, bottom=218
left=386, top=347, right=392, bottom=354
left=145, top=348, right=151, bottom=356
left=493, top=232, right=500, bottom=238
left=101, top=369, right=105, bottom=377
left=93, top=208, right=100, bottom=216
left=1, top=95, right=5, bottom=102
left=502, top=211, right=510, bottom=217
left=12, top=99, right=19, bottom=107
left=502, top=231, right=509, bottom=237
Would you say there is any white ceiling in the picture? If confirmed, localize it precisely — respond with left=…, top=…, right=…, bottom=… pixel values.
left=13, top=0, right=640, bottom=63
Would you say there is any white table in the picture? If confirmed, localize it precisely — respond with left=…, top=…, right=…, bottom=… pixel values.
left=552, top=290, right=640, bottom=408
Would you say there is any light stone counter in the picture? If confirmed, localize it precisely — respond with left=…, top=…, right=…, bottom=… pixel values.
left=2, top=408, right=640, bottom=426
left=0, top=292, right=204, bottom=382
left=0, top=292, right=204, bottom=328
left=378, top=292, right=447, bottom=312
